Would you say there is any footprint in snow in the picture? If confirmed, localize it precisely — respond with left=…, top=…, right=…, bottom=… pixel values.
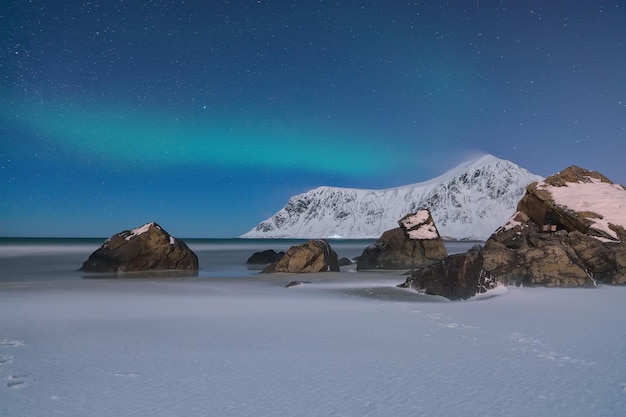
left=508, top=332, right=592, bottom=366
left=114, top=371, right=139, bottom=378
left=5, top=372, right=33, bottom=389
left=509, top=332, right=540, bottom=346
left=0, top=339, right=24, bottom=348
left=425, top=313, right=477, bottom=330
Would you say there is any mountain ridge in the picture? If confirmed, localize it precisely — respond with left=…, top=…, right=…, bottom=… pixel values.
left=242, top=154, right=543, bottom=240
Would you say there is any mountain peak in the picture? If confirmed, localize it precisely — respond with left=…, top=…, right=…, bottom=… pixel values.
left=242, top=157, right=543, bottom=240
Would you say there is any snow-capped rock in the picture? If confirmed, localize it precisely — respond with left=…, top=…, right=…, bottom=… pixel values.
left=484, top=165, right=626, bottom=286
left=241, top=154, right=543, bottom=240
left=356, top=209, right=448, bottom=271
left=80, top=222, right=198, bottom=274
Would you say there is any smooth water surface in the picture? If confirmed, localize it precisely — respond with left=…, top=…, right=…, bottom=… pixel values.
left=0, top=238, right=479, bottom=283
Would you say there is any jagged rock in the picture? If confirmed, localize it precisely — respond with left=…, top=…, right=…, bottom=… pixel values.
left=246, top=249, right=285, bottom=265
left=80, top=222, right=198, bottom=274
left=263, top=240, right=340, bottom=273
left=483, top=166, right=626, bottom=286
left=399, top=245, right=497, bottom=300
left=357, top=210, right=447, bottom=270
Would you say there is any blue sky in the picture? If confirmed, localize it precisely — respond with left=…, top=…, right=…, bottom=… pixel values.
left=1, top=1, right=625, bottom=237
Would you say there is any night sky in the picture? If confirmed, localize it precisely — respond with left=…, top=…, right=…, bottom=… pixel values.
left=1, top=1, right=625, bottom=238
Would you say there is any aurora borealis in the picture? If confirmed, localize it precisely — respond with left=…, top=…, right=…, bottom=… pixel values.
left=1, top=1, right=625, bottom=237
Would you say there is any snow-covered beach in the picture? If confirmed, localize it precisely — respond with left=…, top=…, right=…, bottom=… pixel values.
left=2, top=239, right=626, bottom=416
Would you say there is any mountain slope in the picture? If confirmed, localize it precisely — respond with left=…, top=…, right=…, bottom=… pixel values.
left=241, top=155, right=543, bottom=240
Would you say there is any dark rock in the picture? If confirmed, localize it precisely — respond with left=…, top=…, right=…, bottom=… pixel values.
left=285, top=280, right=311, bottom=287
left=263, top=239, right=340, bottom=273
left=483, top=166, right=626, bottom=286
left=399, top=245, right=497, bottom=300
left=246, top=249, right=285, bottom=265
left=80, top=222, right=198, bottom=274
left=338, top=257, right=354, bottom=266
left=483, top=229, right=593, bottom=287
left=357, top=210, right=447, bottom=270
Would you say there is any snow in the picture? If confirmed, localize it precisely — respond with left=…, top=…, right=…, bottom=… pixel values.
left=241, top=155, right=542, bottom=240
left=2, top=276, right=626, bottom=417
left=502, top=211, right=523, bottom=231
left=124, top=222, right=155, bottom=241
left=407, top=224, right=438, bottom=240
left=400, top=210, right=429, bottom=229
left=400, top=211, right=440, bottom=240
left=543, top=179, right=626, bottom=241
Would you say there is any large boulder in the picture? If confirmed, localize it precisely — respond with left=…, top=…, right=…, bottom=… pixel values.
left=483, top=166, right=626, bottom=286
left=80, top=222, right=198, bottom=274
left=263, top=239, right=340, bottom=273
left=357, top=210, right=447, bottom=270
left=399, top=245, right=498, bottom=300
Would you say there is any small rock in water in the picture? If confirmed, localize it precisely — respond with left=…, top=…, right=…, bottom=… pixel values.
left=246, top=249, right=285, bottom=265
left=285, top=280, right=311, bottom=288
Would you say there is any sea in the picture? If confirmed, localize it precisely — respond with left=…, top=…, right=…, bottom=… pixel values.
left=0, top=238, right=480, bottom=283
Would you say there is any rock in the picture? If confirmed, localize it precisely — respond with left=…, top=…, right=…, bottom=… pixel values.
left=483, top=166, right=626, bottom=286
left=285, top=280, right=311, bottom=287
left=399, top=245, right=497, bottom=300
left=516, top=166, right=626, bottom=241
left=80, top=222, right=198, bottom=274
left=357, top=210, right=447, bottom=270
left=338, top=257, right=354, bottom=266
left=246, top=249, right=285, bottom=265
left=263, top=240, right=340, bottom=273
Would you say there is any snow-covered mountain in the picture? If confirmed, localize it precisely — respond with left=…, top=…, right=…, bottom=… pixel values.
left=241, top=154, right=543, bottom=240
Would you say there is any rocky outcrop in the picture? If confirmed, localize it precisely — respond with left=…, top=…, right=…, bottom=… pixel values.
left=483, top=166, right=626, bottom=286
left=357, top=210, right=447, bottom=270
left=263, top=240, right=340, bottom=273
left=516, top=166, right=625, bottom=242
left=80, top=222, right=198, bottom=274
left=246, top=249, right=285, bottom=265
left=399, top=245, right=497, bottom=300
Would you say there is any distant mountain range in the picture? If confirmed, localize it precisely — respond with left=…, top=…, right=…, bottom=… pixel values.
left=241, top=154, right=543, bottom=240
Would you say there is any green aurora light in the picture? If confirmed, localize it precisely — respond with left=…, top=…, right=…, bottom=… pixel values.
left=3, top=98, right=397, bottom=177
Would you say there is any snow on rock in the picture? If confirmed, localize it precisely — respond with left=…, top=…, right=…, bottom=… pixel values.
left=357, top=210, right=447, bottom=270
left=125, top=222, right=159, bottom=241
left=241, top=154, right=543, bottom=240
left=502, top=211, right=525, bottom=232
left=484, top=166, right=626, bottom=286
left=542, top=179, right=626, bottom=242
left=400, top=210, right=440, bottom=240
left=81, top=222, right=198, bottom=274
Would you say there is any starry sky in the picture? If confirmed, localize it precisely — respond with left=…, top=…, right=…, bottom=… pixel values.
left=1, top=1, right=625, bottom=238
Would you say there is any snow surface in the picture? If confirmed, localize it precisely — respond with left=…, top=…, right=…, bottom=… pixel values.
left=543, top=179, right=626, bottom=241
left=242, top=154, right=543, bottom=240
left=2, top=276, right=626, bottom=417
